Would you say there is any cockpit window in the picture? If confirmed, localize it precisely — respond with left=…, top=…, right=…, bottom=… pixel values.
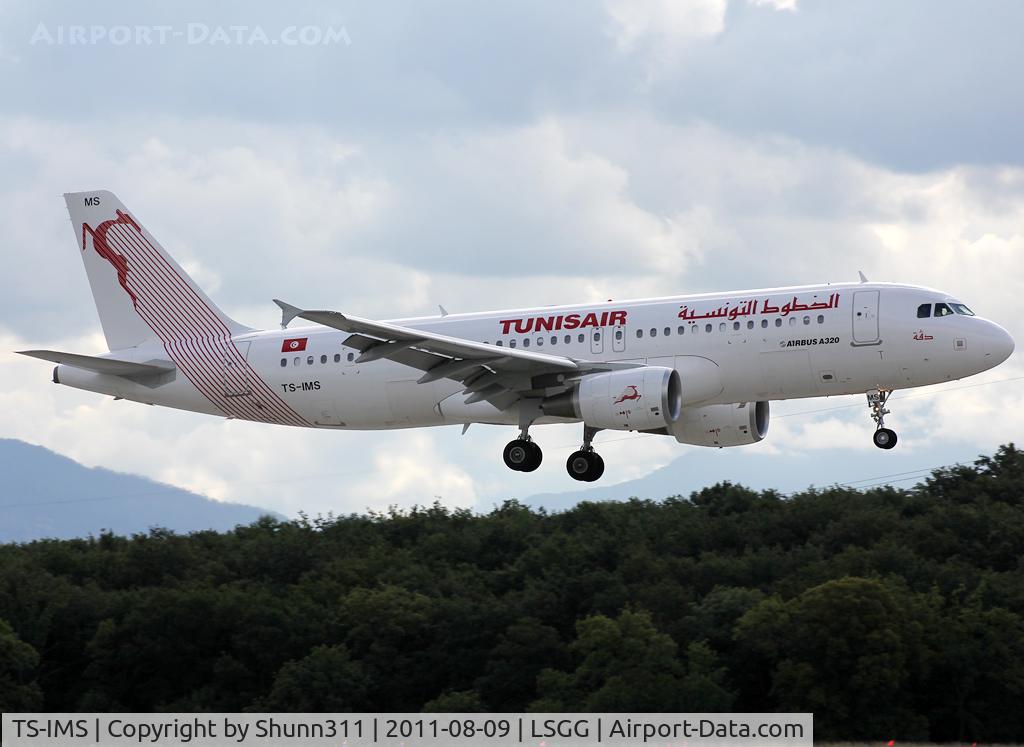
left=916, top=303, right=931, bottom=318
left=950, top=303, right=975, bottom=316
left=934, top=303, right=954, bottom=317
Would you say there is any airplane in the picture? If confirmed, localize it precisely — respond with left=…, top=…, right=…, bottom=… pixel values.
left=18, top=191, right=1015, bottom=482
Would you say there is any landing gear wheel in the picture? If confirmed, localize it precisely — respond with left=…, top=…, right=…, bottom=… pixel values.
left=873, top=428, right=897, bottom=450
left=866, top=390, right=897, bottom=451
left=566, top=450, right=605, bottom=482
left=504, top=439, right=543, bottom=472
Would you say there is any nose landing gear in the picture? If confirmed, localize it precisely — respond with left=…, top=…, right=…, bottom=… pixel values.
left=867, top=389, right=898, bottom=450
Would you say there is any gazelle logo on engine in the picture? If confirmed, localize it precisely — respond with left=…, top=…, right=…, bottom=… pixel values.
left=613, top=385, right=641, bottom=405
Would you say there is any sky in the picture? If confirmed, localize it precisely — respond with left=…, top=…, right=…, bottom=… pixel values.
left=1, top=0, right=1022, bottom=517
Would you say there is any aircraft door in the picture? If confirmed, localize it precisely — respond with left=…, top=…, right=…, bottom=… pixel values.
left=224, top=341, right=253, bottom=397
left=590, top=328, right=605, bottom=356
left=852, top=290, right=880, bottom=345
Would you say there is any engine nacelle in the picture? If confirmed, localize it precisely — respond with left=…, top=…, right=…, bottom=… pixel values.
left=541, top=366, right=682, bottom=431
left=670, top=401, right=770, bottom=447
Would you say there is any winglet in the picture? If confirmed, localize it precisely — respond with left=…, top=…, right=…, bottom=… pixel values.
left=273, top=299, right=304, bottom=329
left=858, top=271, right=869, bottom=283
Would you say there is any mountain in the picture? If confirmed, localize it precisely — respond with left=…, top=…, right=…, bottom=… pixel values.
left=0, top=439, right=283, bottom=543
left=520, top=439, right=979, bottom=512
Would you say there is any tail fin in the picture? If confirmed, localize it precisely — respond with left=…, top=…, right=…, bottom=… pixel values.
left=65, top=190, right=251, bottom=351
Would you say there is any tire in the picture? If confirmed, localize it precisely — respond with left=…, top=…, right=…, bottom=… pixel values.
left=521, top=440, right=543, bottom=472
left=566, top=450, right=604, bottom=482
left=504, top=439, right=542, bottom=471
left=873, top=428, right=897, bottom=450
left=503, top=439, right=531, bottom=471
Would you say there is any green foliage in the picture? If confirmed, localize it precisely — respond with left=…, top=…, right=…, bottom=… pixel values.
left=0, top=445, right=1022, bottom=741
left=0, top=617, right=42, bottom=710
left=257, top=644, right=367, bottom=712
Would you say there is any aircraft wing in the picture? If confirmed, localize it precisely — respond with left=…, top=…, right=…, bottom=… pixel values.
left=274, top=300, right=637, bottom=410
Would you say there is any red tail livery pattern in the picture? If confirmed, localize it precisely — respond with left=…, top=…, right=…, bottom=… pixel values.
left=80, top=214, right=308, bottom=427
left=82, top=211, right=140, bottom=308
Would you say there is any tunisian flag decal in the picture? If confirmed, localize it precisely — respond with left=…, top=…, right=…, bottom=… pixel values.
left=281, top=338, right=308, bottom=352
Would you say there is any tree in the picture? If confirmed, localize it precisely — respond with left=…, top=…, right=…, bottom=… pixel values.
left=258, top=645, right=367, bottom=711
left=0, top=618, right=42, bottom=710
left=531, top=609, right=686, bottom=711
left=735, top=577, right=930, bottom=740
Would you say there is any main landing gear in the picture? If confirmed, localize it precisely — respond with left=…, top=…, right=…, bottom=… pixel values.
left=502, top=423, right=606, bottom=481
left=503, top=437, right=543, bottom=472
left=567, top=425, right=604, bottom=482
left=867, top=389, right=898, bottom=450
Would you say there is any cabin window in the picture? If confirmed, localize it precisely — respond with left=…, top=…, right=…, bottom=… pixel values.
left=664, top=327, right=671, bottom=337
left=593, top=331, right=601, bottom=341
left=705, top=323, right=712, bottom=333
left=637, top=329, right=643, bottom=338
left=280, top=358, right=287, bottom=367
left=789, top=318, right=797, bottom=327
left=615, top=329, right=623, bottom=340
left=522, top=338, right=530, bottom=348
left=552, top=335, right=558, bottom=345
left=577, top=334, right=585, bottom=343
left=775, top=318, right=782, bottom=327
left=650, top=328, right=657, bottom=337
left=719, top=322, right=726, bottom=332
left=509, top=340, right=517, bottom=348
left=761, top=319, right=768, bottom=328
left=536, top=337, right=543, bottom=346
left=951, top=303, right=975, bottom=316
left=678, top=326, right=685, bottom=335
left=747, top=320, right=754, bottom=329
left=917, top=303, right=931, bottom=318
left=733, top=321, right=740, bottom=331
left=803, top=316, right=810, bottom=325
left=293, top=357, right=300, bottom=366
left=347, top=352, right=354, bottom=361
left=565, top=334, right=571, bottom=344
left=935, top=303, right=954, bottom=317
left=817, top=315, right=824, bottom=324
left=320, top=354, right=328, bottom=364
left=496, top=340, right=503, bottom=346
left=334, top=353, right=341, bottom=363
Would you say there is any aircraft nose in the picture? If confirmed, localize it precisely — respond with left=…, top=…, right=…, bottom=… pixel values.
left=983, top=321, right=1015, bottom=366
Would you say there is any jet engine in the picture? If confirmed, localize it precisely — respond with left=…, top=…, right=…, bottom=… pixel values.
left=541, top=366, right=682, bottom=431
left=669, top=401, right=770, bottom=447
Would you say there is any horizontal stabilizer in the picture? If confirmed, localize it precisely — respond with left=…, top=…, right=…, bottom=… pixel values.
left=17, top=350, right=175, bottom=380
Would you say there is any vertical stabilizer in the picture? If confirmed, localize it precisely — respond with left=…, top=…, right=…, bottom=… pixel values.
left=64, top=190, right=250, bottom=351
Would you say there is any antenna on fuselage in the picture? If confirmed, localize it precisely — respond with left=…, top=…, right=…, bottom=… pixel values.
left=858, top=271, right=869, bottom=283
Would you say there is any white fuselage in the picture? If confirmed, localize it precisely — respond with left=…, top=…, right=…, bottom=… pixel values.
left=57, top=281, right=1014, bottom=432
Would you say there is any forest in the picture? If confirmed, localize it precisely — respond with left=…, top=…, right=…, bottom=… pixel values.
left=1, top=444, right=1022, bottom=742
